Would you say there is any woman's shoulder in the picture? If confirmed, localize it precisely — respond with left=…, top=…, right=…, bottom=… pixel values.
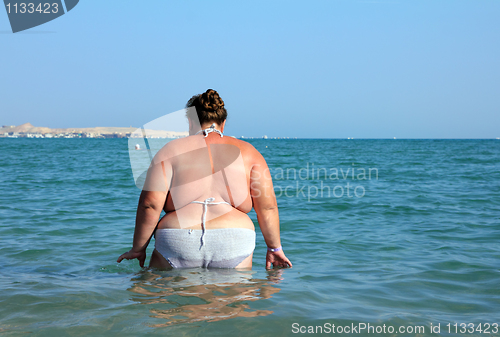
left=223, top=137, right=258, bottom=154
left=225, top=137, right=267, bottom=165
left=152, top=136, right=199, bottom=162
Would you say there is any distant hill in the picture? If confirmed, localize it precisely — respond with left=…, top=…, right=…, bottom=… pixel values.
left=0, top=123, right=188, bottom=138
left=4, top=122, right=53, bottom=134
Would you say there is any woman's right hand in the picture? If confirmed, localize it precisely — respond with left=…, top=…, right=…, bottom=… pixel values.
left=266, top=250, right=292, bottom=269
left=117, top=249, right=147, bottom=268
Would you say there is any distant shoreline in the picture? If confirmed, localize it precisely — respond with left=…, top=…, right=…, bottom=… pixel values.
left=0, top=123, right=188, bottom=139
left=1, top=124, right=499, bottom=140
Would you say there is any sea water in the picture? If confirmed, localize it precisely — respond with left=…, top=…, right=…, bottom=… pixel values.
left=0, top=138, right=499, bottom=336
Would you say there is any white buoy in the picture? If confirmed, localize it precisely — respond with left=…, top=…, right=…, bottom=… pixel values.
left=135, top=144, right=141, bottom=150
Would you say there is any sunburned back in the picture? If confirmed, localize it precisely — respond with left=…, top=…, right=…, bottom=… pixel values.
left=154, top=132, right=257, bottom=231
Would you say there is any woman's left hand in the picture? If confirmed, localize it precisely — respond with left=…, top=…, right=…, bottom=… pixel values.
left=117, top=249, right=146, bottom=268
left=266, top=250, right=292, bottom=269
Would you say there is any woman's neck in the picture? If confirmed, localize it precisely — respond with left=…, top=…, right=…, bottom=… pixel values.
left=200, top=122, right=220, bottom=130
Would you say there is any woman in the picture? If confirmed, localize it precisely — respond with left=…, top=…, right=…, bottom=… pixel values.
left=117, top=89, right=292, bottom=269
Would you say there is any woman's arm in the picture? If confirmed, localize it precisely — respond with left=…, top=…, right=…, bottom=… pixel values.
left=117, top=190, right=166, bottom=267
left=250, top=152, right=292, bottom=269
left=117, top=156, right=171, bottom=267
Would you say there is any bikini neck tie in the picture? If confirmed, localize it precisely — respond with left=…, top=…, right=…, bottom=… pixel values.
left=196, top=123, right=224, bottom=138
left=190, top=197, right=231, bottom=248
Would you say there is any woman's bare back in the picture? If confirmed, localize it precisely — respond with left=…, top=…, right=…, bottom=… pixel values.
left=156, top=132, right=258, bottom=231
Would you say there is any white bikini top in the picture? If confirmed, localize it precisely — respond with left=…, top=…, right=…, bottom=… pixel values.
left=196, top=123, right=223, bottom=138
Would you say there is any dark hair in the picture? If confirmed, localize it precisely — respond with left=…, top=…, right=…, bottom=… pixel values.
left=186, top=89, right=227, bottom=125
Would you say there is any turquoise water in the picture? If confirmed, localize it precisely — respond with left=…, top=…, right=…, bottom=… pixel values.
left=0, top=138, right=499, bottom=336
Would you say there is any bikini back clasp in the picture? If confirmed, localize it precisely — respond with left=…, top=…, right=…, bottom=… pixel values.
left=196, top=123, right=223, bottom=138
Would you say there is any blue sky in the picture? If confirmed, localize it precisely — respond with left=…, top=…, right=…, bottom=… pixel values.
left=1, top=0, right=499, bottom=138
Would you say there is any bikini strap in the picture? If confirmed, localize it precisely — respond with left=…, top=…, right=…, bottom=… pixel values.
left=196, top=123, right=224, bottom=138
left=191, top=197, right=231, bottom=248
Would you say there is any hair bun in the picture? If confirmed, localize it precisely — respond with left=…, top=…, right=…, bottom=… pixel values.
left=200, top=89, right=225, bottom=112
left=185, top=89, right=228, bottom=126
